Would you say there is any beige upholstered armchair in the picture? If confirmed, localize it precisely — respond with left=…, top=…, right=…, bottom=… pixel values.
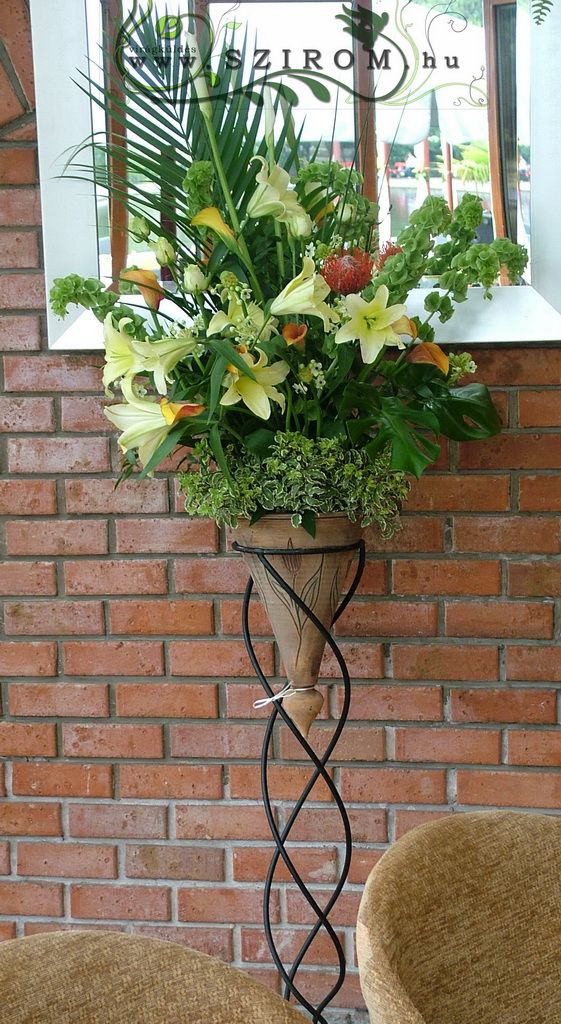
left=357, top=810, right=561, bottom=1024
left=1, top=930, right=307, bottom=1024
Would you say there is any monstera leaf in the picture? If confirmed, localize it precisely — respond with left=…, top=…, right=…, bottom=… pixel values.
left=347, top=397, right=441, bottom=478
left=430, top=383, right=502, bottom=441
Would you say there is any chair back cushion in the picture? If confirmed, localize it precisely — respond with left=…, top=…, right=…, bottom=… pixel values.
left=357, top=810, right=561, bottom=1024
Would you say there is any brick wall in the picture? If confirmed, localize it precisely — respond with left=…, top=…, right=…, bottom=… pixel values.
left=2, top=4, right=561, bottom=1020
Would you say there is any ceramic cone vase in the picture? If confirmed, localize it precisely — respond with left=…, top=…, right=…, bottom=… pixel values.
left=235, top=514, right=363, bottom=737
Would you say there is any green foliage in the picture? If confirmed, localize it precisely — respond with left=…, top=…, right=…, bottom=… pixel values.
left=531, top=0, right=553, bottom=22
left=50, top=275, right=119, bottom=320
left=180, top=433, right=410, bottom=535
left=182, top=160, right=215, bottom=219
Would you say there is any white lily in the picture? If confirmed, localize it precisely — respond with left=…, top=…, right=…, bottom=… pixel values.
left=270, top=257, right=338, bottom=331
left=102, top=315, right=142, bottom=394
left=220, top=349, right=289, bottom=420
left=131, top=332, right=199, bottom=396
left=247, top=158, right=312, bottom=238
left=104, top=379, right=204, bottom=470
left=207, top=296, right=276, bottom=343
left=334, top=285, right=411, bottom=364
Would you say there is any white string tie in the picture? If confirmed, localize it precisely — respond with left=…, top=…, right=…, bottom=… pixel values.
left=253, top=683, right=314, bottom=709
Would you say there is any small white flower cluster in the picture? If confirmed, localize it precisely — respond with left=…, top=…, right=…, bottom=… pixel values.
left=294, top=359, right=327, bottom=396
left=305, top=240, right=317, bottom=260
left=213, top=271, right=252, bottom=306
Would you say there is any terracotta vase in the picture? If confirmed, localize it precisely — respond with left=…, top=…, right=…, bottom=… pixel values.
left=235, top=514, right=363, bottom=738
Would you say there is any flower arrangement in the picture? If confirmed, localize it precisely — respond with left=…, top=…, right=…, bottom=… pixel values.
left=50, top=14, right=528, bottom=536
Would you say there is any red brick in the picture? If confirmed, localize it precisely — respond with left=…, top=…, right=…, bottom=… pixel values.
left=473, top=349, right=561, bottom=386
left=60, top=396, right=116, bottom=432
left=348, top=848, right=383, bottom=883
left=63, top=641, right=163, bottom=676
left=175, top=557, right=249, bottom=594
left=0, top=188, right=41, bottom=226
left=0, top=842, right=9, bottom=875
left=459, top=434, right=561, bottom=470
left=125, top=845, right=224, bottom=881
left=6, top=521, right=107, bottom=556
left=12, top=764, right=112, bottom=798
left=340, top=684, right=443, bottom=721
left=0, top=230, right=38, bottom=268
left=3, top=355, right=102, bottom=392
left=286, top=890, right=360, bottom=927
left=17, top=843, right=117, bottom=879
left=230, top=765, right=334, bottom=803
left=63, top=724, right=163, bottom=759
left=69, top=804, right=167, bottom=839
left=393, top=559, right=500, bottom=596
left=8, top=437, right=109, bottom=474
left=0, top=803, right=61, bottom=836
left=233, top=845, right=337, bottom=884
left=0, top=722, right=56, bottom=756
left=454, top=515, right=560, bottom=553
left=342, top=767, right=446, bottom=804
left=519, top=477, right=561, bottom=513
left=109, top=599, right=213, bottom=636
left=4, top=600, right=104, bottom=636
left=65, top=478, right=168, bottom=514
left=0, top=273, right=45, bottom=309
left=364, top=517, right=444, bottom=553
left=0, top=3, right=35, bottom=103
left=279, top=807, right=387, bottom=844
left=290, top=969, right=365, bottom=1010
left=507, top=646, right=561, bottom=682
left=394, top=727, right=501, bottom=764
left=64, top=559, right=167, bottom=596
left=241, top=927, right=340, bottom=966
left=0, top=315, right=41, bottom=350
left=0, top=396, right=52, bottom=430
left=0, top=480, right=57, bottom=515
left=120, top=764, right=222, bottom=799
left=170, top=723, right=263, bottom=759
left=9, top=683, right=109, bottom=718
left=354, top=561, right=387, bottom=595
left=336, top=601, right=438, bottom=637
left=115, top=683, right=218, bottom=719
left=175, top=804, right=272, bottom=841
left=320, top=643, right=384, bottom=679
left=169, top=640, right=274, bottom=678
left=0, top=641, right=56, bottom=676
left=0, top=764, right=5, bottom=796
left=0, top=923, right=16, bottom=941
left=490, top=390, right=509, bottom=426
left=71, top=884, right=170, bottom=921
left=279, top=724, right=385, bottom=762
left=407, top=475, right=510, bottom=512
left=132, top=925, right=232, bottom=958
left=0, top=562, right=56, bottom=596
left=451, top=688, right=556, bottom=724
left=519, top=391, right=561, bottom=427
left=445, top=601, right=553, bottom=639
left=457, top=769, right=561, bottom=808
left=178, top=886, right=277, bottom=924
left=508, top=731, right=561, bottom=766
left=509, top=562, right=561, bottom=597
left=394, top=809, right=453, bottom=839
left=0, top=66, right=25, bottom=129
left=0, top=882, right=63, bottom=917
left=115, top=518, right=218, bottom=554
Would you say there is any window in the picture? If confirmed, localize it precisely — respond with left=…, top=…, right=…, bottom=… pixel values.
left=30, top=0, right=561, bottom=347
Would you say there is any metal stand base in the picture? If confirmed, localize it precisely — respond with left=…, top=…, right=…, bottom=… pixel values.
left=233, top=537, right=366, bottom=1023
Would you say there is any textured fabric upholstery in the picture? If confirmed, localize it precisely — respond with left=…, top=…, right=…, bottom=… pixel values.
left=0, top=930, right=308, bottom=1024
left=356, top=810, right=561, bottom=1024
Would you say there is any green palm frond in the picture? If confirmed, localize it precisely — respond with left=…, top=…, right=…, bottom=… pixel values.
left=531, top=0, right=553, bottom=22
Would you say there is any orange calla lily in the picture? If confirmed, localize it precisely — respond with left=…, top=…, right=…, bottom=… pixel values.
left=120, top=269, right=165, bottom=310
left=160, top=398, right=205, bottom=425
left=393, top=316, right=418, bottom=339
left=191, top=207, right=236, bottom=244
left=408, top=341, right=449, bottom=375
left=282, top=323, right=308, bottom=347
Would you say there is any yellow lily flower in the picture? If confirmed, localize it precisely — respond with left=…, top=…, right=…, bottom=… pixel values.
left=131, top=332, right=200, bottom=396
left=334, top=285, right=409, bottom=364
left=220, top=349, right=289, bottom=420
left=247, top=158, right=312, bottom=238
left=104, top=379, right=204, bottom=470
left=207, top=297, right=276, bottom=343
left=102, top=315, right=141, bottom=394
left=120, top=268, right=165, bottom=309
left=270, top=257, right=338, bottom=331
left=191, top=207, right=237, bottom=249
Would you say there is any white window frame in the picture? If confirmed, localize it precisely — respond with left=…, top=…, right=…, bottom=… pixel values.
left=30, top=0, right=561, bottom=349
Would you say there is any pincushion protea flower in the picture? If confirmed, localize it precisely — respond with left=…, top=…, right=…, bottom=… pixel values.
left=375, top=242, right=403, bottom=270
left=321, top=247, right=374, bottom=295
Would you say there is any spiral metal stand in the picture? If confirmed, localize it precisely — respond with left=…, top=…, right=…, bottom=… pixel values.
left=232, top=538, right=366, bottom=1023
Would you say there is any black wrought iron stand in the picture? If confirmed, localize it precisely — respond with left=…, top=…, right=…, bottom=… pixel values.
left=232, top=538, right=366, bottom=1023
